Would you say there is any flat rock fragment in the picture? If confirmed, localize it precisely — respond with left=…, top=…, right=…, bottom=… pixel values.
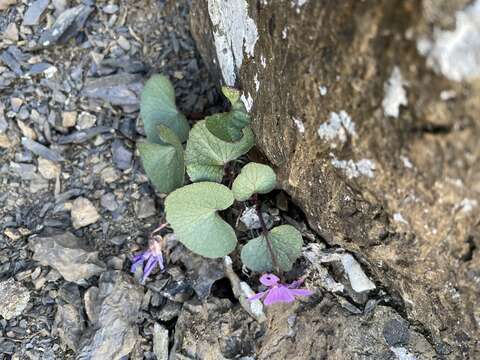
left=0, top=279, right=30, bottom=320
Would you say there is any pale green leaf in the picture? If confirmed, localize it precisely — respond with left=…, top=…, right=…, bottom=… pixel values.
left=241, top=225, right=303, bottom=272
left=138, top=126, right=185, bottom=193
left=205, top=87, right=250, bottom=142
left=185, top=120, right=254, bottom=182
left=165, top=182, right=237, bottom=258
left=140, top=74, right=190, bottom=143
left=232, top=162, right=276, bottom=201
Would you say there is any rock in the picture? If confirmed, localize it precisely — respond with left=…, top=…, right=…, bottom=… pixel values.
left=22, top=0, right=50, bottom=26
left=38, top=158, right=60, bottom=179
left=84, top=286, right=100, bottom=324
left=0, top=0, right=16, bottom=10
left=112, top=139, right=132, bottom=170
left=156, top=300, right=182, bottom=322
left=100, top=193, right=118, bottom=212
left=71, top=197, right=100, bottom=228
left=153, top=323, right=169, bottom=360
left=81, top=73, right=143, bottom=107
left=53, top=304, right=85, bottom=351
left=100, top=166, right=119, bottom=183
left=239, top=206, right=273, bottom=230
left=9, top=162, right=37, bottom=180
left=102, top=4, right=119, bottom=14
left=0, top=279, right=30, bottom=320
left=61, top=111, right=77, bottom=128
left=21, top=137, right=64, bottom=162
left=39, top=5, right=94, bottom=47
left=3, top=23, right=19, bottom=42
left=190, top=0, right=480, bottom=353
left=29, top=232, right=106, bottom=284
left=16, top=120, right=37, bottom=140
left=117, top=36, right=131, bottom=51
left=76, top=111, right=96, bottom=130
left=77, top=271, right=143, bottom=360
left=135, top=196, right=156, bottom=219
left=340, top=254, right=376, bottom=293
left=0, top=133, right=12, bottom=148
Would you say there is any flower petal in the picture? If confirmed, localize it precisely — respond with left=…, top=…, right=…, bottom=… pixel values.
left=130, top=258, right=144, bottom=273
left=259, top=274, right=280, bottom=287
left=155, top=254, right=165, bottom=271
left=142, top=256, right=158, bottom=281
left=248, top=291, right=267, bottom=302
left=290, top=288, right=313, bottom=297
left=263, top=286, right=296, bottom=305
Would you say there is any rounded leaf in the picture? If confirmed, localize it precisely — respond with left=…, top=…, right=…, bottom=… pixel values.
left=165, top=182, right=237, bottom=258
left=232, top=163, right=277, bottom=201
left=185, top=120, right=254, bottom=182
left=138, top=126, right=185, bottom=193
left=241, top=225, right=303, bottom=272
left=140, top=74, right=190, bottom=143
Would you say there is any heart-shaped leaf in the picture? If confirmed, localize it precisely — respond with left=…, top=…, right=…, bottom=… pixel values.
left=140, top=74, right=190, bottom=143
left=232, top=162, right=277, bottom=201
left=185, top=120, right=254, bottom=182
left=205, top=87, right=250, bottom=143
left=241, top=225, right=303, bottom=272
left=165, top=182, right=237, bottom=258
left=138, top=125, right=184, bottom=193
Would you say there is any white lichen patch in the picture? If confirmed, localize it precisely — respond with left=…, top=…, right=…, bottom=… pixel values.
left=291, top=0, right=308, bottom=13
left=282, top=27, right=288, bottom=39
left=331, top=156, right=376, bottom=179
left=390, top=347, right=417, bottom=360
left=208, top=0, right=259, bottom=86
left=382, top=66, right=408, bottom=118
left=240, top=92, right=254, bottom=112
left=319, top=85, right=328, bottom=96
left=318, top=111, right=356, bottom=147
left=260, top=55, right=267, bottom=68
left=417, top=0, right=480, bottom=82
left=254, top=73, right=260, bottom=92
left=292, top=117, right=305, bottom=134
left=459, top=198, right=478, bottom=213
left=393, top=213, right=408, bottom=225
left=400, top=155, right=413, bottom=169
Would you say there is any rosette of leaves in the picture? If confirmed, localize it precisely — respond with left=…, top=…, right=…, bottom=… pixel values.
left=241, top=225, right=303, bottom=272
left=165, top=182, right=237, bottom=258
left=232, top=162, right=277, bottom=201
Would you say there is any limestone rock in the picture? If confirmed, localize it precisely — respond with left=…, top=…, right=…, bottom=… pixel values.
left=71, top=197, right=100, bottom=229
left=0, top=279, right=30, bottom=320
left=191, top=0, right=480, bottom=355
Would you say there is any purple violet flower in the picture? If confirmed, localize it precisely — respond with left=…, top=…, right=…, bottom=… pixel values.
left=248, top=274, right=313, bottom=306
left=131, top=240, right=164, bottom=282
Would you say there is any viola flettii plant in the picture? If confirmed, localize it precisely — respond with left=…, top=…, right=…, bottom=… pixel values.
left=134, top=74, right=312, bottom=305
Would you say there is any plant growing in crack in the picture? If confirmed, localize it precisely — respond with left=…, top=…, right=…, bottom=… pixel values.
left=134, top=74, right=312, bottom=305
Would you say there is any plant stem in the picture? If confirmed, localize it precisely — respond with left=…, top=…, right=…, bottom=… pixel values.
left=254, top=196, right=280, bottom=274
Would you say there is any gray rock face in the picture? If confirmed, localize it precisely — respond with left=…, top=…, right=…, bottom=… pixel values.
left=22, top=0, right=49, bottom=26
left=53, top=304, right=85, bottom=351
left=81, top=73, right=143, bottom=107
left=153, top=323, right=169, bottom=360
left=76, top=271, right=144, bottom=360
left=0, top=279, right=30, bottom=320
left=29, top=232, right=106, bottom=284
left=191, top=0, right=480, bottom=355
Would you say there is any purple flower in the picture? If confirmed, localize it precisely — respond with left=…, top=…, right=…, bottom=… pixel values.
left=131, top=240, right=164, bottom=282
left=248, top=274, right=313, bottom=306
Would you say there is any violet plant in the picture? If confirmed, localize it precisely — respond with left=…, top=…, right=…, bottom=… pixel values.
left=134, top=74, right=312, bottom=304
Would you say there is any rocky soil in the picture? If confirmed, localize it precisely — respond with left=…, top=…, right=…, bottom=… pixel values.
left=2, top=0, right=477, bottom=360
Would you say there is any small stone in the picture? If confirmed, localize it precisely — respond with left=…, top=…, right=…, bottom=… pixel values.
left=100, top=166, right=119, bottom=183
left=10, top=162, right=37, bottom=180
left=102, top=4, right=119, bottom=14
left=0, top=0, right=17, bottom=11
left=0, top=279, right=30, bottom=320
left=112, top=139, right=132, bottom=170
left=135, top=196, right=156, bottom=219
left=84, top=286, right=100, bottom=323
left=53, top=304, right=85, bottom=351
left=22, top=0, right=50, bottom=26
left=3, top=23, right=19, bottom=42
left=117, top=36, right=131, bottom=51
left=62, top=111, right=77, bottom=128
left=71, top=197, right=100, bottom=229
left=76, top=112, right=96, bottom=130
left=153, top=323, right=169, bottom=360
left=52, top=0, right=67, bottom=13
left=38, top=158, right=61, bottom=179
left=101, top=193, right=118, bottom=212
left=10, top=97, right=23, bottom=112
left=16, top=120, right=37, bottom=140
left=157, top=301, right=182, bottom=321
left=4, top=228, right=22, bottom=241
left=0, top=133, right=12, bottom=148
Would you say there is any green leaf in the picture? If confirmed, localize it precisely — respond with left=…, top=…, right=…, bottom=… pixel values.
left=165, top=182, right=237, bottom=258
left=241, top=225, right=303, bottom=272
left=232, top=163, right=277, bottom=201
left=205, top=87, right=251, bottom=142
left=185, top=120, right=254, bottom=182
left=138, top=125, right=185, bottom=193
left=140, top=74, right=190, bottom=143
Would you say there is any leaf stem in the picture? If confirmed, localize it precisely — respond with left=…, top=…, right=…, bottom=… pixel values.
left=254, top=195, right=280, bottom=274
